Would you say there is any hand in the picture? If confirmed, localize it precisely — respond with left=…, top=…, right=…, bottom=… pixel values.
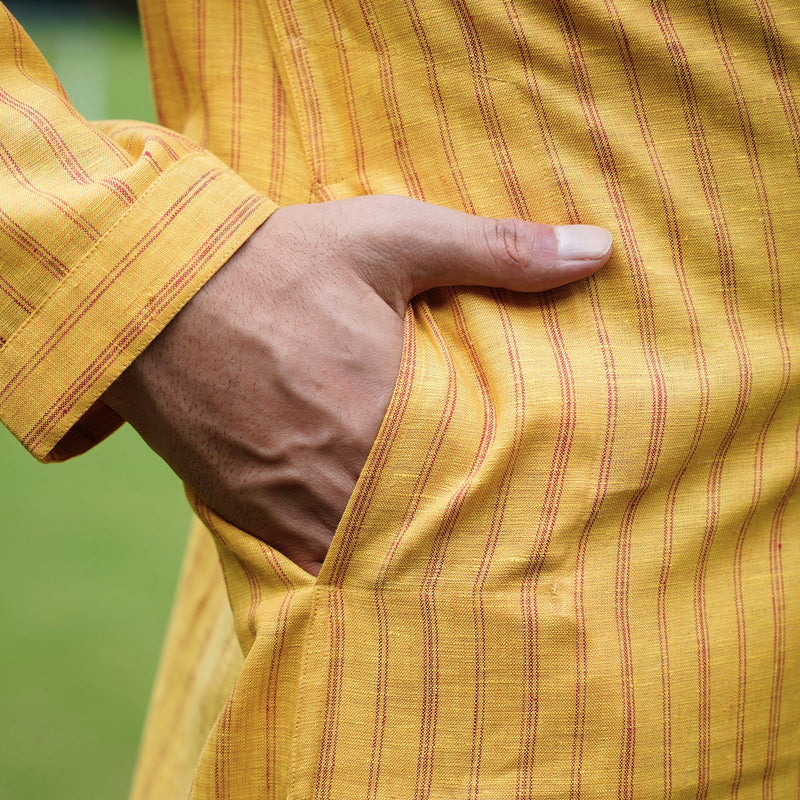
left=103, top=195, right=612, bottom=575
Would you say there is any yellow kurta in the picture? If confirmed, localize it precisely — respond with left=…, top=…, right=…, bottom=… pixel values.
left=1, top=1, right=798, bottom=798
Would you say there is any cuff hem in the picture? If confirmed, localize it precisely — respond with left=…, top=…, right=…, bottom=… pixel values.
left=0, top=154, right=277, bottom=460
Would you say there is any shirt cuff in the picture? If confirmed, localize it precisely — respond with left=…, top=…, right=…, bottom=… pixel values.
left=0, top=152, right=277, bottom=461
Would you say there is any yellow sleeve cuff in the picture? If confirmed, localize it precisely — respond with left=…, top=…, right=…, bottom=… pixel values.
left=0, top=152, right=276, bottom=461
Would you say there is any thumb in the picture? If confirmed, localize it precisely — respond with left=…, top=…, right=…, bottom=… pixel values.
left=346, top=195, right=613, bottom=312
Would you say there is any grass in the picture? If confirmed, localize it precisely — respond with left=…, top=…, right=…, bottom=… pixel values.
left=0, top=426, right=189, bottom=800
left=1, top=12, right=192, bottom=800
left=0, top=429, right=189, bottom=800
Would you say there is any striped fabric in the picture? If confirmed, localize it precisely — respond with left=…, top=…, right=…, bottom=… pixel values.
left=2, top=1, right=799, bottom=798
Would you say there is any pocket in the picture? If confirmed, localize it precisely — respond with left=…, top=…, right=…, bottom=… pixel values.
left=187, top=296, right=418, bottom=590
left=312, top=302, right=418, bottom=587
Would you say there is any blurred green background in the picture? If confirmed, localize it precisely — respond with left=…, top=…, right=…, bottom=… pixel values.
left=1, top=3, right=191, bottom=798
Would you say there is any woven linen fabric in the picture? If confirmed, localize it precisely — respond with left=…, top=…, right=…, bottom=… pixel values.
left=2, top=0, right=799, bottom=799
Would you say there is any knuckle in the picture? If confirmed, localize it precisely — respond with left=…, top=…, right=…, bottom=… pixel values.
left=485, top=217, right=534, bottom=271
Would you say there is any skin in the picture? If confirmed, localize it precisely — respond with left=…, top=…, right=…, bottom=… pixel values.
left=103, top=195, right=612, bottom=575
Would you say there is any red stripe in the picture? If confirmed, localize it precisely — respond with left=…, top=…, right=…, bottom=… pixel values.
left=141, top=1, right=191, bottom=127
left=2, top=5, right=68, bottom=102
left=364, top=316, right=419, bottom=799
left=467, top=290, right=526, bottom=799
left=595, top=4, right=712, bottom=796
left=193, top=504, right=255, bottom=800
left=0, top=209, right=68, bottom=277
left=193, top=509, right=237, bottom=800
left=763, top=409, right=799, bottom=799
left=0, top=88, right=131, bottom=191
left=98, top=176, right=137, bottom=205
left=487, top=4, right=619, bottom=793
left=569, top=270, right=619, bottom=800
left=353, top=0, right=426, bottom=199
left=267, top=62, right=287, bottom=203
left=750, top=4, right=800, bottom=790
left=451, top=0, right=527, bottom=218
left=230, top=0, right=242, bottom=173
left=0, top=274, right=34, bottom=313
left=259, top=544, right=297, bottom=800
left=0, top=141, right=100, bottom=240
left=194, top=0, right=210, bottom=148
left=401, top=0, right=476, bottom=211
left=2, top=6, right=133, bottom=169
left=272, top=0, right=329, bottom=196
left=105, top=124, right=200, bottom=157
left=0, top=169, right=218, bottom=410
left=414, top=289, right=496, bottom=800
left=516, top=292, right=577, bottom=799
left=755, top=0, right=800, bottom=179
left=318, top=0, right=374, bottom=196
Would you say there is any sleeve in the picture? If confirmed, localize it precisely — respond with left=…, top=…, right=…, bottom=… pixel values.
left=0, top=4, right=277, bottom=462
